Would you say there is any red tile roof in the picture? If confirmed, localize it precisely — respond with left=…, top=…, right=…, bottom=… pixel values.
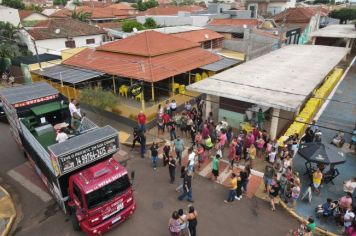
left=106, top=3, right=136, bottom=10
left=96, top=21, right=122, bottom=29
left=63, top=31, right=220, bottom=82
left=172, top=29, right=224, bottom=43
left=273, top=7, right=328, bottom=24
left=28, top=18, right=105, bottom=40
left=19, top=10, right=33, bottom=20
left=76, top=6, right=130, bottom=19
left=97, top=31, right=200, bottom=56
left=140, top=5, right=204, bottom=15
left=208, top=18, right=260, bottom=27
left=49, top=8, right=71, bottom=18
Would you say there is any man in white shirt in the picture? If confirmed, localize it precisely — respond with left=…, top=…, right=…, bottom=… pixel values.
left=221, top=117, right=228, bottom=130
left=56, top=128, right=68, bottom=143
left=344, top=207, right=355, bottom=229
left=187, top=147, right=196, bottom=172
left=69, top=99, right=77, bottom=117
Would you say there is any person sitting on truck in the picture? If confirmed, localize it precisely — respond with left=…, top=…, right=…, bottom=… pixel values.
left=56, top=128, right=68, bottom=143
left=69, top=99, right=77, bottom=117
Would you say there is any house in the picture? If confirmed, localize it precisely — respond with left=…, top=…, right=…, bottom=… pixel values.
left=207, top=18, right=261, bottom=39
left=246, top=0, right=296, bottom=17
left=34, top=31, right=223, bottom=121
left=19, top=10, right=49, bottom=25
left=21, top=18, right=106, bottom=54
left=0, top=6, right=20, bottom=26
left=273, top=7, right=329, bottom=44
left=140, top=5, right=205, bottom=15
left=137, top=12, right=213, bottom=27
left=48, top=8, right=71, bottom=18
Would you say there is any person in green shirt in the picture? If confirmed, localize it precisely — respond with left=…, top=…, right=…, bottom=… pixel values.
left=306, top=217, right=316, bottom=236
left=211, top=154, right=221, bottom=181
left=257, top=108, right=265, bottom=129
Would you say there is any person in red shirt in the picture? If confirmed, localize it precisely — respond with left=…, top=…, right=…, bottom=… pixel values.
left=163, top=112, right=170, bottom=132
left=137, top=111, right=146, bottom=132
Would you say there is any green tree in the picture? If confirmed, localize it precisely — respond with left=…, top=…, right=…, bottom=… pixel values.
left=27, top=4, right=43, bottom=12
left=122, top=19, right=144, bottom=32
left=71, top=9, right=92, bottom=22
left=79, top=88, right=120, bottom=111
left=1, top=0, right=25, bottom=9
left=136, top=0, right=158, bottom=11
left=53, top=0, right=68, bottom=6
left=329, top=8, right=356, bottom=24
left=143, top=17, right=157, bottom=29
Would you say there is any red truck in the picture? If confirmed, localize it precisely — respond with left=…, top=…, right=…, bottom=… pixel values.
left=0, top=82, right=136, bottom=235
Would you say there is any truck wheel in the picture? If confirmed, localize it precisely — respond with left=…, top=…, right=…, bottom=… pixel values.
left=71, top=215, right=81, bottom=231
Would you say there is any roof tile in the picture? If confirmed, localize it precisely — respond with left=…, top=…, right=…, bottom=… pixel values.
left=172, top=29, right=224, bottom=43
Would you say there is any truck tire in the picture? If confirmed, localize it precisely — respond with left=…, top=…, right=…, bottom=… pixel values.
left=71, top=214, right=81, bottom=231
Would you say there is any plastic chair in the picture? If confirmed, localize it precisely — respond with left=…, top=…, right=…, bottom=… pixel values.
left=119, top=85, right=128, bottom=97
left=179, top=85, right=185, bottom=94
left=135, top=93, right=141, bottom=101
left=172, top=83, right=180, bottom=93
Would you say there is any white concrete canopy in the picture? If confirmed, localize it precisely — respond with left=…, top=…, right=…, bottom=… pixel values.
left=310, top=24, right=356, bottom=39
left=187, top=45, right=348, bottom=112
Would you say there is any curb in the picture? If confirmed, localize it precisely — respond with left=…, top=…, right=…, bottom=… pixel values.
left=0, top=186, right=16, bottom=236
left=279, top=200, right=338, bottom=236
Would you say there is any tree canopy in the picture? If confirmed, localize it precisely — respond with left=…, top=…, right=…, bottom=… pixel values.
left=329, top=8, right=356, bottom=24
left=71, top=10, right=92, bottom=22
left=143, top=17, right=157, bottom=29
left=1, top=0, right=25, bottom=9
left=53, top=0, right=68, bottom=6
left=133, top=0, right=158, bottom=11
left=122, top=19, right=144, bottom=32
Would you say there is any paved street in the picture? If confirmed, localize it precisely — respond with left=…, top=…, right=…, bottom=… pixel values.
left=0, top=121, right=299, bottom=236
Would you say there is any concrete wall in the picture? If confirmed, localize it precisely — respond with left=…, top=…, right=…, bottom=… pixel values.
left=0, top=7, right=20, bottom=26
left=276, top=109, right=295, bottom=137
left=23, top=33, right=103, bottom=54
left=136, top=15, right=210, bottom=27
left=267, top=0, right=296, bottom=15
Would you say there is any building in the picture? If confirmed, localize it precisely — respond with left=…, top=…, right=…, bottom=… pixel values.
left=140, top=5, right=205, bottom=16
left=21, top=18, right=106, bottom=54
left=0, top=6, right=20, bottom=26
left=187, top=45, right=348, bottom=139
left=246, top=0, right=296, bottom=17
left=137, top=12, right=213, bottom=27
left=33, top=31, right=225, bottom=122
left=273, top=7, right=329, bottom=44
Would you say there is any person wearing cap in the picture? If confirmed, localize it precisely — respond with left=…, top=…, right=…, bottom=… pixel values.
left=137, top=111, right=146, bottom=132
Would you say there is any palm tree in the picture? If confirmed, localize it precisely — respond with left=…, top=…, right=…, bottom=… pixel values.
left=71, top=9, right=92, bottom=22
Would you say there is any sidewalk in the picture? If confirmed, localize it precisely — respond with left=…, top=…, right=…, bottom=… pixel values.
left=0, top=186, right=16, bottom=236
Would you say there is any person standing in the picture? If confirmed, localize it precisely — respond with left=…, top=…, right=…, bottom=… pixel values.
left=235, top=171, right=243, bottom=200
left=228, top=138, right=237, bottom=169
left=168, top=156, right=176, bottom=184
left=224, top=173, right=238, bottom=203
left=187, top=205, right=198, bottom=236
left=137, top=111, right=146, bottom=132
left=150, top=142, right=159, bottom=170
left=240, top=164, right=251, bottom=194
left=163, top=142, right=171, bottom=167
left=211, top=154, right=220, bottom=181
left=269, top=181, right=280, bottom=211
left=173, top=136, right=184, bottom=166
left=344, top=206, right=355, bottom=234
left=178, top=209, right=189, bottom=236
left=312, top=168, right=323, bottom=195
left=68, top=99, right=77, bottom=117
left=257, top=108, right=265, bottom=129
left=178, top=171, right=193, bottom=202
left=168, top=211, right=181, bottom=236
left=264, top=163, right=275, bottom=193
left=139, top=132, right=146, bottom=158
left=131, top=127, right=141, bottom=151
left=168, top=118, right=177, bottom=141
left=187, top=147, right=196, bottom=173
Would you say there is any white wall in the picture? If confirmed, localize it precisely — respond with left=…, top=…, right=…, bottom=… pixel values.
left=137, top=15, right=210, bottom=27
left=23, top=13, right=48, bottom=21
left=267, top=0, right=296, bottom=15
left=0, top=7, right=20, bottom=26
left=24, top=34, right=103, bottom=54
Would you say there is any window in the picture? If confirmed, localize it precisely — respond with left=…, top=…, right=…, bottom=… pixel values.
left=86, top=38, right=95, bottom=44
left=73, top=183, right=83, bottom=207
left=232, top=33, right=244, bottom=39
left=65, top=40, right=76, bottom=48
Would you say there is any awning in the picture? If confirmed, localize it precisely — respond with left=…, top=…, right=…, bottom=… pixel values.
left=32, top=65, right=105, bottom=84
left=218, top=50, right=245, bottom=61
left=199, top=57, right=241, bottom=72
left=31, top=101, right=68, bottom=116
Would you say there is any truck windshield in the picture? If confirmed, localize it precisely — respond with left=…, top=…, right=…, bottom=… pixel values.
left=85, top=175, right=130, bottom=209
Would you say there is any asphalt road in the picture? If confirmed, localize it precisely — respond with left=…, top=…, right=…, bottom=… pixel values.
left=0, top=122, right=298, bottom=236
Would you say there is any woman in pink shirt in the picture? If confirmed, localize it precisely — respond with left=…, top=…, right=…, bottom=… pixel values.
left=219, top=130, right=227, bottom=155
left=228, top=138, right=237, bottom=169
left=256, top=137, right=265, bottom=159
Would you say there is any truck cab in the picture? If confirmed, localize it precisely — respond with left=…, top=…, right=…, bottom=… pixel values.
left=69, top=158, right=135, bottom=235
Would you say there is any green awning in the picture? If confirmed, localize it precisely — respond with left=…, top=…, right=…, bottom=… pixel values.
left=31, top=101, right=68, bottom=116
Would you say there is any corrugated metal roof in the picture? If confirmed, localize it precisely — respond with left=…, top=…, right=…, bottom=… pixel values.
left=200, top=57, right=240, bottom=72
left=32, top=64, right=105, bottom=84
left=12, top=53, right=61, bottom=66
left=48, top=125, right=118, bottom=157
left=0, top=82, right=58, bottom=105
